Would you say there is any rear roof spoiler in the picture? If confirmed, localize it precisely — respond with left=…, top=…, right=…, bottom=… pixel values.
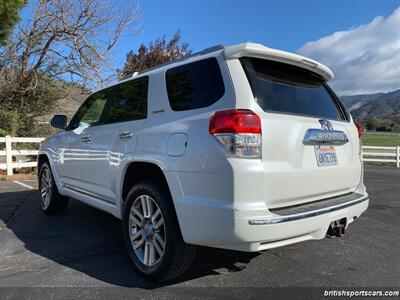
left=223, top=43, right=334, bottom=81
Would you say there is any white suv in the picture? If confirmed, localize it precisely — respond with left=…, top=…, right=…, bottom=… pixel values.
left=38, top=43, right=368, bottom=281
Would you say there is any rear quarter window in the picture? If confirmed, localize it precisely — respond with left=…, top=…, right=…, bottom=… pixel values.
left=165, top=57, right=225, bottom=111
left=241, top=57, right=347, bottom=121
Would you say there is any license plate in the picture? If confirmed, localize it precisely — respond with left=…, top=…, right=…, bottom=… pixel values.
left=314, top=145, right=338, bottom=167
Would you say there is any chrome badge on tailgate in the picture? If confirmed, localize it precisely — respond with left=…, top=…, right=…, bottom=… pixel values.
left=303, top=120, right=349, bottom=167
left=303, top=120, right=349, bottom=146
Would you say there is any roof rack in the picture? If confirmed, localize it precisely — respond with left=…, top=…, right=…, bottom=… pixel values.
left=122, top=45, right=225, bottom=80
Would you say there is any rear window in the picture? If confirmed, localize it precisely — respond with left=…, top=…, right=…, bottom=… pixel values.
left=241, top=57, right=346, bottom=121
left=166, top=58, right=225, bottom=111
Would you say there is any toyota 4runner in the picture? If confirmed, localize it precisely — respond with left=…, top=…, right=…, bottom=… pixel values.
left=38, top=43, right=368, bottom=281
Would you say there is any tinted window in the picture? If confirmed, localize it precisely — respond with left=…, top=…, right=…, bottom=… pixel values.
left=68, top=77, right=148, bottom=130
left=102, top=77, right=148, bottom=124
left=166, top=58, right=225, bottom=111
left=241, top=58, right=345, bottom=120
left=68, top=91, right=107, bottom=130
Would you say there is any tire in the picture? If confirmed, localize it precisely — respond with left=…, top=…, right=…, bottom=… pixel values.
left=122, top=181, right=196, bottom=282
left=39, top=162, right=69, bottom=214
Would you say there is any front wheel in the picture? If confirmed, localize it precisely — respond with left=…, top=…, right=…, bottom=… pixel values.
left=39, top=162, right=69, bottom=214
left=122, top=181, right=196, bottom=282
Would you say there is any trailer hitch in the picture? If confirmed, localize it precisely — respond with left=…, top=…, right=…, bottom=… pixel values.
left=326, top=218, right=347, bottom=238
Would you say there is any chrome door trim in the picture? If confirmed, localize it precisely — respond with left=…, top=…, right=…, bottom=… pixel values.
left=119, top=131, right=134, bottom=139
left=80, top=135, right=92, bottom=143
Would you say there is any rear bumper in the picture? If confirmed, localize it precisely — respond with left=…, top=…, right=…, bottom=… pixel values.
left=178, top=190, right=369, bottom=252
left=224, top=193, right=368, bottom=251
left=248, top=192, right=368, bottom=225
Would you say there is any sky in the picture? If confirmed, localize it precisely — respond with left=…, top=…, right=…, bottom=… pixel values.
left=19, top=0, right=400, bottom=96
left=298, top=5, right=400, bottom=95
left=111, top=0, right=400, bottom=96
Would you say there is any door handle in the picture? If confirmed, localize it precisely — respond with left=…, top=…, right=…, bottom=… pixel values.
left=119, top=131, right=134, bottom=139
left=80, top=135, right=92, bottom=142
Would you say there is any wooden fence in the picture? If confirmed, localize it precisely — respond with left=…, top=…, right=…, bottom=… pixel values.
left=0, top=136, right=45, bottom=175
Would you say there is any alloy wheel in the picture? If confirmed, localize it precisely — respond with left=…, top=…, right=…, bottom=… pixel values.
left=129, top=195, right=166, bottom=266
left=40, top=167, right=52, bottom=210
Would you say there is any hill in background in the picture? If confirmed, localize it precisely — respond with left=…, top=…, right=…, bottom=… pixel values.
left=31, top=81, right=89, bottom=136
left=341, top=92, right=386, bottom=111
left=341, top=89, right=400, bottom=119
left=36, top=81, right=89, bottom=123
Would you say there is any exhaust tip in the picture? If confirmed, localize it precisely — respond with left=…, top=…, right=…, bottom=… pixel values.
left=326, top=218, right=347, bottom=238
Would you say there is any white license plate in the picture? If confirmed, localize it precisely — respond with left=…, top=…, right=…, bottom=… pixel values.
left=314, top=145, right=338, bottom=167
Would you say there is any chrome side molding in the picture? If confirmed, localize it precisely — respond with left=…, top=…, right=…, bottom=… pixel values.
left=303, top=129, right=349, bottom=145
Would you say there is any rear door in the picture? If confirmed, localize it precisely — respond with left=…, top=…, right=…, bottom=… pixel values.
left=239, top=57, right=361, bottom=208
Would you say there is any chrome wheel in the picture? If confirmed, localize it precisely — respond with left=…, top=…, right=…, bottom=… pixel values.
left=40, top=167, right=52, bottom=210
left=129, top=195, right=166, bottom=267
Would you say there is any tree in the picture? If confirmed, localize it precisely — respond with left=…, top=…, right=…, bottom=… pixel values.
left=0, top=0, right=139, bottom=136
left=0, top=0, right=27, bottom=45
left=119, top=31, right=191, bottom=79
left=365, top=115, right=379, bottom=131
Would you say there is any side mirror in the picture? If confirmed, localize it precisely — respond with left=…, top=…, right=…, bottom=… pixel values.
left=50, top=115, right=67, bottom=129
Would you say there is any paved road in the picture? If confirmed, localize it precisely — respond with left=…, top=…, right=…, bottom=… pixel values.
left=0, top=168, right=399, bottom=294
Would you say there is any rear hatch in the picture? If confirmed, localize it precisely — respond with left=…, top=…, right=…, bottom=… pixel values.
left=240, top=57, right=362, bottom=209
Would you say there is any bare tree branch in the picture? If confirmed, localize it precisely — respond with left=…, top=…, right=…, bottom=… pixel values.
left=4, top=0, right=139, bottom=86
left=0, top=0, right=139, bottom=135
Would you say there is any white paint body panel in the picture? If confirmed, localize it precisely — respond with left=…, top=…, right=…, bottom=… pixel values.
left=39, top=43, right=368, bottom=251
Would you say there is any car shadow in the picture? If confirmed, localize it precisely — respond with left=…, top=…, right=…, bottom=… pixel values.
left=0, top=189, right=260, bottom=288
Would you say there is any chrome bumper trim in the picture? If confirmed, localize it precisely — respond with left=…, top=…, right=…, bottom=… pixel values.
left=248, top=194, right=369, bottom=225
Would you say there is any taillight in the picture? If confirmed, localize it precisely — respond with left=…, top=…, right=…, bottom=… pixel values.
left=209, top=109, right=262, bottom=158
left=355, top=122, right=363, bottom=158
left=355, top=123, right=362, bottom=139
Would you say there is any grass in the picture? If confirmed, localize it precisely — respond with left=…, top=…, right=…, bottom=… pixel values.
left=362, top=133, right=399, bottom=168
left=362, top=133, right=400, bottom=147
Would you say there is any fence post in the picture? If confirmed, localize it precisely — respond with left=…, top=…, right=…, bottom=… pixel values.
left=397, top=146, right=400, bottom=168
left=5, top=135, right=13, bottom=176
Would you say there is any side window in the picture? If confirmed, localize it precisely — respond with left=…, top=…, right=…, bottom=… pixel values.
left=165, top=58, right=225, bottom=111
left=68, top=91, right=108, bottom=130
left=102, top=77, right=148, bottom=124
